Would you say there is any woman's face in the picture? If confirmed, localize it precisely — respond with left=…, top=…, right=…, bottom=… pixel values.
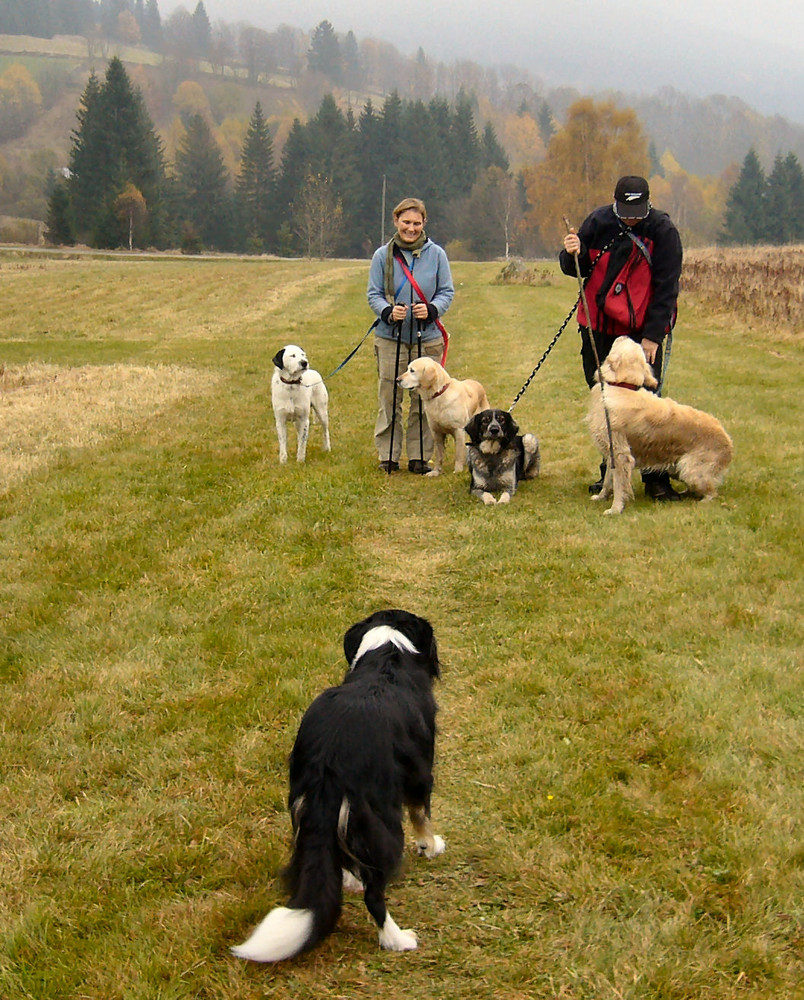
left=394, top=210, right=425, bottom=243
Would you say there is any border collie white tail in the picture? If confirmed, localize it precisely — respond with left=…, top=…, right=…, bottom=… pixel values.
left=231, top=609, right=445, bottom=962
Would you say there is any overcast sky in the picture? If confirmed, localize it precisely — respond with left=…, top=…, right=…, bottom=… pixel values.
left=160, top=0, right=804, bottom=123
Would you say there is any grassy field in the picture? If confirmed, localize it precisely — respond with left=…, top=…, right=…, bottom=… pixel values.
left=0, top=249, right=802, bottom=1000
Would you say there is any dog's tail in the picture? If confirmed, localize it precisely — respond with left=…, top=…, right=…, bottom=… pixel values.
left=231, top=783, right=345, bottom=963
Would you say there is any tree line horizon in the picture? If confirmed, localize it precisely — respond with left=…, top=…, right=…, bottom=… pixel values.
left=43, top=54, right=804, bottom=258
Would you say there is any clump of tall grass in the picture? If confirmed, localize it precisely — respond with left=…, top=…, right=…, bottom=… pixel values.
left=683, top=245, right=804, bottom=331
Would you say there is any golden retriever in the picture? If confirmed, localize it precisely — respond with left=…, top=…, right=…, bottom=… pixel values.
left=398, top=357, right=489, bottom=476
left=587, top=336, right=733, bottom=514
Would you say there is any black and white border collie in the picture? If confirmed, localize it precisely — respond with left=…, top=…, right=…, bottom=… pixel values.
left=231, top=609, right=445, bottom=963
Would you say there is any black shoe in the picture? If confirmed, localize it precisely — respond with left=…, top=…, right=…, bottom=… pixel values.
left=379, top=460, right=399, bottom=473
left=644, top=478, right=682, bottom=501
left=408, top=460, right=431, bottom=475
left=588, top=461, right=607, bottom=494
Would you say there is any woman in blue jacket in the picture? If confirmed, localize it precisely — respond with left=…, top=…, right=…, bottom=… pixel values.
left=367, top=197, right=454, bottom=473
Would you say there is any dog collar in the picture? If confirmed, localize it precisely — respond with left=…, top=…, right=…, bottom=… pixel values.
left=608, top=381, right=640, bottom=391
left=280, top=376, right=303, bottom=385
left=429, top=381, right=451, bottom=399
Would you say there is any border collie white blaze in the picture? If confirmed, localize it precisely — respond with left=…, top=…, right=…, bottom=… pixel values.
left=348, top=624, right=418, bottom=669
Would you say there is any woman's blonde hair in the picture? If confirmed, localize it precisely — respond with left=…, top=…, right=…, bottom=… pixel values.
left=392, top=197, right=427, bottom=221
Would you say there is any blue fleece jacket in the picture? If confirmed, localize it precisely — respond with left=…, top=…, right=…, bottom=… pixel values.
left=367, top=238, right=454, bottom=345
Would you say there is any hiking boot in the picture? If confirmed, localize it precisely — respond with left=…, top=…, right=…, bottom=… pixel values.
left=643, top=473, right=682, bottom=501
left=379, top=460, right=399, bottom=473
left=588, top=461, right=607, bottom=494
left=408, top=460, right=431, bottom=475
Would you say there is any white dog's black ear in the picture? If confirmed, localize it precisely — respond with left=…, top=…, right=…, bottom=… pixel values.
left=272, top=348, right=285, bottom=369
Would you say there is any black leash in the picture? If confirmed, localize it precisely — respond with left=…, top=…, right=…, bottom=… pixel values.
left=508, top=295, right=579, bottom=412
left=508, top=230, right=619, bottom=414
left=326, top=318, right=379, bottom=379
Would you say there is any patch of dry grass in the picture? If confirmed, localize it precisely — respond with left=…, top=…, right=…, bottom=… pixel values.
left=682, top=245, right=804, bottom=334
left=0, top=362, right=220, bottom=494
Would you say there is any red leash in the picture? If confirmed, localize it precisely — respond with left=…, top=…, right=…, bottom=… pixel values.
left=394, top=252, right=450, bottom=366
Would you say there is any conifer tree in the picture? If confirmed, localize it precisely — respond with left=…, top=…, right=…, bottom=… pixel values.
left=140, top=0, right=162, bottom=48
left=274, top=118, right=310, bottom=251
left=342, top=31, right=362, bottom=90
left=481, top=122, right=509, bottom=172
left=425, top=96, right=455, bottom=209
left=721, top=147, right=766, bottom=244
left=45, top=179, right=75, bottom=245
left=784, top=152, right=804, bottom=241
left=191, top=1, right=211, bottom=57
left=354, top=99, right=386, bottom=246
left=54, top=0, right=96, bottom=35
left=235, top=101, right=276, bottom=252
left=449, top=90, right=482, bottom=198
left=764, top=151, right=804, bottom=243
left=307, top=20, right=341, bottom=82
left=68, top=70, right=103, bottom=231
left=174, top=112, right=230, bottom=249
left=67, top=59, right=166, bottom=247
left=378, top=91, right=405, bottom=206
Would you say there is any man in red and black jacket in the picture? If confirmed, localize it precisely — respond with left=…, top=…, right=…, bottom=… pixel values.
left=560, top=175, right=683, bottom=500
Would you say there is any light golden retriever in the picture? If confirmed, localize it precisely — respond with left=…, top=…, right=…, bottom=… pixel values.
left=587, top=336, right=733, bottom=514
left=398, top=357, right=489, bottom=476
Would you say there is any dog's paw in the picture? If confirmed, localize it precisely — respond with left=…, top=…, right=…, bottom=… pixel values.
left=481, top=492, right=496, bottom=505
left=417, top=835, right=446, bottom=858
left=590, top=492, right=604, bottom=502
left=379, top=917, right=418, bottom=952
left=425, top=469, right=441, bottom=478
left=604, top=506, right=623, bottom=516
left=498, top=492, right=511, bottom=504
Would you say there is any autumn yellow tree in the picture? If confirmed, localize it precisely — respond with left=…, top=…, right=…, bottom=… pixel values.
left=521, top=98, right=650, bottom=252
left=172, top=80, right=213, bottom=125
left=648, top=152, right=729, bottom=246
left=114, top=183, right=147, bottom=250
left=0, top=64, right=42, bottom=141
left=498, top=110, right=545, bottom=172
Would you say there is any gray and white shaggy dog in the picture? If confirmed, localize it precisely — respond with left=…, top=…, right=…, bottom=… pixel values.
left=464, top=408, right=540, bottom=505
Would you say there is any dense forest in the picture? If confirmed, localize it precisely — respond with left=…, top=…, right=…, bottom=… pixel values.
left=2, top=0, right=803, bottom=254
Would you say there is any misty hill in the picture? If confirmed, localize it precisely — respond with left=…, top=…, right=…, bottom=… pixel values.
left=1, top=17, right=804, bottom=228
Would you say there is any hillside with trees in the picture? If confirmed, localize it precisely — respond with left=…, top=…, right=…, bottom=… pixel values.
left=2, top=0, right=804, bottom=255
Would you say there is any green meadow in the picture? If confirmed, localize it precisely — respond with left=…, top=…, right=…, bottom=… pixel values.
left=0, top=250, right=802, bottom=999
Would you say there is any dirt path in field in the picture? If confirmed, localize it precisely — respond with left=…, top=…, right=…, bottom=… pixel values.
left=0, top=363, right=220, bottom=494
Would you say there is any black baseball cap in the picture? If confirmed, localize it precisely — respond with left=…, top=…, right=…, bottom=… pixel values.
left=614, top=176, right=650, bottom=219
